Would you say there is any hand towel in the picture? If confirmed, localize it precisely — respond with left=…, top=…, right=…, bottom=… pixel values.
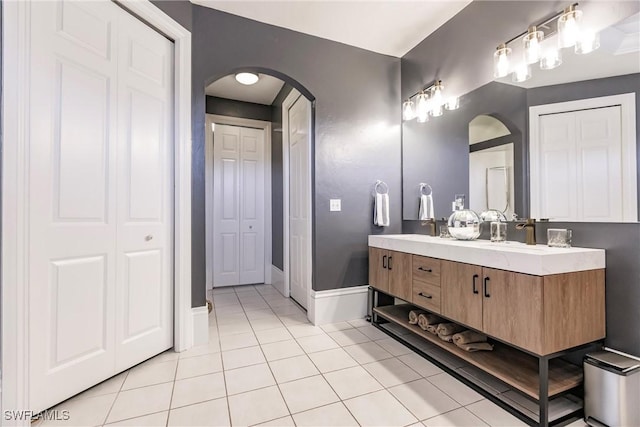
left=408, top=310, right=427, bottom=325
left=438, top=332, right=454, bottom=343
left=456, top=342, right=494, bottom=352
left=453, top=330, right=488, bottom=345
left=436, top=323, right=466, bottom=336
left=425, top=324, right=439, bottom=335
left=418, top=194, right=434, bottom=220
left=417, top=313, right=444, bottom=330
left=374, top=193, right=390, bottom=227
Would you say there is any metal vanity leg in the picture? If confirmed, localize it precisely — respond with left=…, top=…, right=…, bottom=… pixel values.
left=539, top=356, right=549, bottom=427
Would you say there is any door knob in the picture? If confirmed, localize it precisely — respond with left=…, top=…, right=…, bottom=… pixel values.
left=249, top=225, right=253, bottom=229
left=145, top=235, right=153, bottom=241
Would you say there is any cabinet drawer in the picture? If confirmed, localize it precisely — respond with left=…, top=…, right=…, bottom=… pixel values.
left=411, top=281, right=441, bottom=313
left=412, top=255, right=441, bottom=286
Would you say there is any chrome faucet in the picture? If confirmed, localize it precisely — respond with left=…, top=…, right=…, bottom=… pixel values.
left=516, top=218, right=536, bottom=245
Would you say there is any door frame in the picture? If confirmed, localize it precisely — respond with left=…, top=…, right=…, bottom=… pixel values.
left=205, top=114, right=273, bottom=289
left=282, top=89, right=313, bottom=309
left=1, top=0, right=192, bottom=419
left=529, top=93, right=637, bottom=221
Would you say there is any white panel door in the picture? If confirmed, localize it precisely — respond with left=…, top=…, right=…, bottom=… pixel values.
left=288, top=95, right=312, bottom=309
left=28, top=0, right=173, bottom=412
left=213, top=125, right=265, bottom=286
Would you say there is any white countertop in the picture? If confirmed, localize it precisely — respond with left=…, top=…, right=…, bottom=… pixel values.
left=368, top=234, right=605, bottom=276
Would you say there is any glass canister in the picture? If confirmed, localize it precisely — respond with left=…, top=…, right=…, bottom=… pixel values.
left=447, top=209, right=481, bottom=240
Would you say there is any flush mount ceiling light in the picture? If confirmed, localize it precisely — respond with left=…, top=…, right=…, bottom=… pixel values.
left=493, top=3, right=599, bottom=82
left=402, top=80, right=459, bottom=123
left=235, top=72, right=260, bottom=85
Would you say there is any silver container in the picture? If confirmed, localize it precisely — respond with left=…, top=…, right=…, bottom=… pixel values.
left=584, top=350, right=640, bottom=426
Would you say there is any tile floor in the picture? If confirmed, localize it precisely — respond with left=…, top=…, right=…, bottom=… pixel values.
left=38, top=284, right=588, bottom=427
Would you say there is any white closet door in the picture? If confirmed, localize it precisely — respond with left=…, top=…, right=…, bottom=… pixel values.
left=27, top=0, right=173, bottom=412
left=288, top=96, right=311, bottom=309
left=115, top=7, right=174, bottom=371
left=213, top=125, right=265, bottom=286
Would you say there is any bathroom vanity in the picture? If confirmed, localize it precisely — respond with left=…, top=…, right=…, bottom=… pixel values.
left=368, top=234, right=606, bottom=426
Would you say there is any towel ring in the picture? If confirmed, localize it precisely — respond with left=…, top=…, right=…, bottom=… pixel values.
left=419, top=183, right=433, bottom=196
left=374, top=180, right=389, bottom=195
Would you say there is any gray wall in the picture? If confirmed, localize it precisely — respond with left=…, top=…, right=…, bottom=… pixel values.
left=205, top=96, right=272, bottom=122
left=190, top=7, right=401, bottom=303
left=401, top=1, right=640, bottom=356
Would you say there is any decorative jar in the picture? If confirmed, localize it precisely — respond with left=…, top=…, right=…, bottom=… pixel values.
left=447, top=209, right=481, bottom=240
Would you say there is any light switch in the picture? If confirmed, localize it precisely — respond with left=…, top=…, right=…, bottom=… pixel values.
left=330, top=199, right=341, bottom=212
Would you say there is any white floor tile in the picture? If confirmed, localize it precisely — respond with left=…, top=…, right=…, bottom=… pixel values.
left=357, top=325, right=390, bottom=341
left=222, top=346, right=266, bottom=370
left=466, top=399, right=528, bottom=426
left=171, top=372, right=226, bottom=409
left=213, top=294, right=240, bottom=306
left=212, top=287, right=236, bottom=294
left=362, top=358, right=421, bottom=388
left=146, top=350, right=181, bottom=364
left=214, top=304, right=245, bottom=316
left=388, top=379, right=460, bottom=421
left=307, top=348, right=359, bottom=373
left=218, top=321, right=253, bottom=336
left=242, top=302, right=271, bottom=312
left=272, top=305, right=305, bottom=316
left=292, top=402, right=359, bottom=427
left=105, top=411, right=168, bottom=426
left=216, top=312, right=248, bottom=325
left=255, top=327, right=294, bottom=344
left=234, top=285, right=257, bottom=293
left=343, top=341, right=393, bottom=364
left=375, top=337, right=413, bottom=356
left=328, top=328, right=370, bottom=346
left=178, top=341, right=221, bottom=359
left=261, top=339, right=305, bottom=361
left=278, top=313, right=309, bottom=326
left=269, top=355, right=319, bottom=383
left=107, top=383, right=173, bottom=423
left=278, top=375, right=339, bottom=414
left=428, top=373, right=484, bottom=406
left=254, top=415, right=296, bottom=426
left=296, top=334, right=340, bottom=353
left=175, top=352, right=223, bottom=380
left=250, top=318, right=286, bottom=332
left=320, top=322, right=353, bottom=333
left=422, top=407, right=488, bottom=427
left=324, top=366, right=383, bottom=400
left=347, top=318, right=371, bottom=328
left=224, top=363, right=276, bottom=395
left=122, top=359, right=177, bottom=390
left=398, top=353, right=443, bottom=377
left=228, top=386, right=289, bottom=426
left=344, top=390, right=418, bottom=427
left=42, top=393, right=117, bottom=426
left=168, top=397, right=230, bottom=427
left=287, top=324, right=325, bottom=338
left=246, top=309, right=277, bottom=320
left=219, top=331, right=258, bottom=351
left=75, top=372, right=127, bottom=400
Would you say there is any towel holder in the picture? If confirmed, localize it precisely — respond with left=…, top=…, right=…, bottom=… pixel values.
left=374, top=180, right=389, bottom=195
left=419, top=183, right=433, bottom=196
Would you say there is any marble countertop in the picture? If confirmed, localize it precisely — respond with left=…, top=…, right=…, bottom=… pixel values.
left=368, top=234, right=605, bottom=276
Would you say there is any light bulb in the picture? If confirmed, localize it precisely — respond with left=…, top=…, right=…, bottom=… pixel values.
left=512, top=63, right=531, bottom=83
left=558, top=6, right=583, bottom=49
left=429, top=82, right=444, bottom=117
left=493, top=44, right=512, bottom=78
left=540, top=48, right=562, bottom=70
left=402, top=99, right=415, bottom=121
left=416, top=92, right=429, bottom=123
left=523, top=26, right=544, bottom=64
left=575, top=31, right=600, bottom=54
left=235, top=72, right=259, bottom=85
left=445, top=97, right=459, bottom=111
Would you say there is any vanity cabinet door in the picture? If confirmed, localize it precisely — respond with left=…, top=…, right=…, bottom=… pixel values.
left=388, top=250, right=412, bottom=301
left=481, top=268, right=543, bottom=354
left=441, top=261, right=483, bottom=331
left=369, top=247, right=389, bottom=292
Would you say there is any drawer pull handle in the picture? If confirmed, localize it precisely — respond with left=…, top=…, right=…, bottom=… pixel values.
left=388, top=256, right=393, bottom=271
left=483, top=277, right=491, bottom=298
left=472, top=274, right=479, bottom=294
left=418, top=292, right=433, bottom=300
left=417, top=267, right=433, bottom=272
left=382, top=255, right=387, bottom=269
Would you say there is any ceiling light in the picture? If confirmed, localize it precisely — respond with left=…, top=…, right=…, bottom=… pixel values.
left=523, top=26, right=544, bottom=64
left=429, top=81, right=444, bottom=117
left=402, top=99, right=415, bottom=121
left=235, top=72, right=259, bottom=85
left=540, top=48, right=562, bottom=70
left=512, top=63, right=532, bottom=83
left=558, top=5, right=582, bottom=49
left=575, top=31, right=600, bottom=54
left=416, top=92, right=429, bottom=123
left=494, top=44, right=512, bottom=78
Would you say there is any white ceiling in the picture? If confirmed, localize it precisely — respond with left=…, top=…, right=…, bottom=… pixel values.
left=205, top=74, right=285, bottom=105
left=191, top=0, right=472, bottom=57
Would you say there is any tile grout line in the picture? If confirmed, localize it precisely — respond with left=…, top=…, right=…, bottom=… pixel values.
left=215, top=288, right=233, bottom=427
left=101, top=368, right=131, bottom=426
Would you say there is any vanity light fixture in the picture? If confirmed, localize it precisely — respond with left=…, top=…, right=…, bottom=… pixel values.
left=575, top=31, right=600, bottom=54
left=512, top=63, right=532, bottom=83
left=429, top=81, right=444, bottom=117
left=402, top=80, right=459, bottom=122
left=540, top=47, right=563, bottom=70
left=558, top=4, right=582, bottom=49
left=235, top=72, right=260, bottom=85
left=523, top=26, right=544, bottom=64
left=445, top=97, right=460, bottom=111
left=493, top=44, right=511, bottom=78
left=402, top=99, right=416, bottom=121
left=416, top=91, right=430, bottom=123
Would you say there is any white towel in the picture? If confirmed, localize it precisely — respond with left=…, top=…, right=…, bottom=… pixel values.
left=419, top=194, right=434, bottom=220
left=374, top=193, right=390, bottom=227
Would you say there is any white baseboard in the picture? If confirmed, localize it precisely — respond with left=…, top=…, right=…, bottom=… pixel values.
left=192, top=306, right=209, bottom=347
left=308, top=285, right=369, bottom=325
left=271, top=265, right=288, bottom=297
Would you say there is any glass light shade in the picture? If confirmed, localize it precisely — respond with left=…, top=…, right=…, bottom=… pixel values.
left=540, top=48, right=562, bottom=70
left=235, top=72, right=259, bottom=85
left=416, top=92, right=429, bottom=123
left=445, top=97, right=459, bottom=110
left=429, top=83, right=444, bottom=117
left=402, top=99, right=415, bottom=121
left=558, top=7, right=583, bottom=49
left=575, top=31, right=600, bottom=54
left=493, top=44, right=512, bottom=78
left=512, top=63, right=531, bottom=83
left=523, top=27, right=544, bottom=64
left=447, top=209, right=481, bottom=240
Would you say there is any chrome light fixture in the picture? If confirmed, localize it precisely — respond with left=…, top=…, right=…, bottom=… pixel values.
left=402, top=99, right=415, bottom=121
left=402, top=80, right=459, bottom=123
left=416, top=92, right=430, bottom=123
left=235, top=72, right=259, bottom=85
left=493, top=44, right=512, bottom=78
left=558, top=4, right=582, bottom=49
left=523, top=26, right=544, bottom=64
left=429, top=81, right=444, bottom=117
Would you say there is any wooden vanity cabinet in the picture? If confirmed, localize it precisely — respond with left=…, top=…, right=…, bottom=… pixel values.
left=368, top=248, right=411, bottom=300
left=411, top=255, right=442, bottom=313
left=441, top=261, right=483, bottom=330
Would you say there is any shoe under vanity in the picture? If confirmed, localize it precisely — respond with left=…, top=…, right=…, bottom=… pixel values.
left=368, top=234, right=606, bottom=427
